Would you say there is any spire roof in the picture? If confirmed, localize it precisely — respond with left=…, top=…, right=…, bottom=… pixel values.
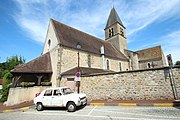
left=105, top=7, right=125, bottom=29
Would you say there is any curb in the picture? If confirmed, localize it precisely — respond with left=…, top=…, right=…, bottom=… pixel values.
left=0, top=106, right=34, bottom=113
left=89, top=103, right=180, bottom=107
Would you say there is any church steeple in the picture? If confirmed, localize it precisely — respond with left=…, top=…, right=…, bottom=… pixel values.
left=104, top=7, right=127, bottom=54
left=105, top=7, right=125, bottom=29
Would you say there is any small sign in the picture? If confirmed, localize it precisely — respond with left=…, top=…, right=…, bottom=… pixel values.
left=76, top=72, right=81, bottom=77
left=75, top=77, right=81, bottom=81
left=167, top=54, right=173, bottom=66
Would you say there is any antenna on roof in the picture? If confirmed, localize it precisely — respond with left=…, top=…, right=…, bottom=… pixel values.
left=112, top=0, right=115, bottom=8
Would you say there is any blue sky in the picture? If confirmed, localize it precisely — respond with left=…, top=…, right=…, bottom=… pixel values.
left=0, top=0, right=180, bottom=64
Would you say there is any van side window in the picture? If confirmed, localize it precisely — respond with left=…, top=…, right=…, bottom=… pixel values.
left=53, top=89, right=61, bottom=96
left=44, top=90, right=53, bottom=96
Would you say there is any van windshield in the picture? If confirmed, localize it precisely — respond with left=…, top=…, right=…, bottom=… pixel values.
left=62, top=88, right=73, bottom=95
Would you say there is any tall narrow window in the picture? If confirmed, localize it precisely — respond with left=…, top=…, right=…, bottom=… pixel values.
left=120, top=27, right=124, bottom=37
left=147, top=63, right=151, bottom=68
left=119, top=62, right=122, bottom=71
left=88, top=54, right=91, bottom=68
left=109, top=28, right=114, bottom=37
left=48, top=39, right=51, bottom=50
left=107, top=59, right=110, bottom=70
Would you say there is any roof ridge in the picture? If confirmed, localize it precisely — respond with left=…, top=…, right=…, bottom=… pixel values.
left=51, top=19, right=112, bottom=45
left=136, top=45, right=161, bottom=52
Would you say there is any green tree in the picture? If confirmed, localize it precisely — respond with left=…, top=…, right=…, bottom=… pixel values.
left=5, top=55, right=25, bottom=71
left=0, top=56, right=25, bottom=101
left=175, top=61, right=180, bottom=66
left=0, top=72, right=12, bottom=102
left=0, top=56, right=25, bottom=79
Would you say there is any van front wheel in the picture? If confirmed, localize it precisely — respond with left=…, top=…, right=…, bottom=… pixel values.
left=67, top=102, right=76, bottom=112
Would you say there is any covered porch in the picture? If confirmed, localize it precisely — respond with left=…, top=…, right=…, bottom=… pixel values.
left=11, top=52, right=52, bottom=87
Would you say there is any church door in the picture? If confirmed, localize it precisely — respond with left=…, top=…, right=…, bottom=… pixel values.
left=66, top=78, right=76, bottom=92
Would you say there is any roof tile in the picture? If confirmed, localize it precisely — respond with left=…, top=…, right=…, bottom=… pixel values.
left=51, top=19, right=128, bottom=61
left=11, top=52, right=52, bottom=73
left=136, top=46, right=162, bottom=62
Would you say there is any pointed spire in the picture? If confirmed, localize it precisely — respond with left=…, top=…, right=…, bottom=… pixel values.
left=105, top=7, right=125, bottom=29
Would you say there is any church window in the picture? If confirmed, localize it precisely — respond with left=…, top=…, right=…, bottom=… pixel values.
left=148, top=63, right=151, bottom=68
left=107, top=59, right=110, bottom=70
left=48, top=39, right=51, bottom=50
left=88, top=54, right=91, bottom=68
left=120, top=27, right=124, bottom=37
left=119, top=62, right=122, bottom=71
left=109, top=28, right=114, bottom=37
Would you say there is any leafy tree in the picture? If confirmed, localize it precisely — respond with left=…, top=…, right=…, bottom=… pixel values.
left=5, top=55, right=25, bottom=71
left=0, top=56, right=25, bottom=79
left=0, top=72, right=12, bottom=102
left=0, top=55, right=25, bottom=101
left=175, top=61, right=180, bottom=66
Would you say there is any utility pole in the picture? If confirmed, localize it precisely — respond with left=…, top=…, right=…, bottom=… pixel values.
left=167, top=54, right=178, bottom=100
left=76, top=43, right=81, bottom=93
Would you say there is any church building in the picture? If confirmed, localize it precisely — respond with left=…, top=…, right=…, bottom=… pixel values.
left=11, top=7, right=166, bottom=87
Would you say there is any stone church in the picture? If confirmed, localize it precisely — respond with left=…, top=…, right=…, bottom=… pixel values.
left=11, top=7, right=166, bottom=87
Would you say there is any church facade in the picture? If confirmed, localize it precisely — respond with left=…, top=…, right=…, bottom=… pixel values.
left=11, top=7, right=166, bottom=87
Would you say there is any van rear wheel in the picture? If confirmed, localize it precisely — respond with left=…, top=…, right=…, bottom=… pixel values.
left=36, top=103, right=43, bottom=111
left=67, top=102, right=76, bottom=112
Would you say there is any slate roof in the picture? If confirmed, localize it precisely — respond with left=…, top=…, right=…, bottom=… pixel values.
left=105, top=7, right=125, bottom=29
left=136, top=46, right=163, bottom=62
left=11, top=52, right=52, bottom=73
left=51, top=19, right=128, bottom=61
left=61, top=67, right=114, bottom=76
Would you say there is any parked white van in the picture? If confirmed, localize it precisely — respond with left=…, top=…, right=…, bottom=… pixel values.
left=34, top=87, right=87, bottom=112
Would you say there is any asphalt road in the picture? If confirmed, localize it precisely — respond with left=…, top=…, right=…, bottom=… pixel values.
left=0, top=106, right=180, bottom=120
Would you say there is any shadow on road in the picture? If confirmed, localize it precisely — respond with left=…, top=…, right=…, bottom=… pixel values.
left=173, top=101, right=180, bottom=110
left=42, top=105, right=87, bottom=112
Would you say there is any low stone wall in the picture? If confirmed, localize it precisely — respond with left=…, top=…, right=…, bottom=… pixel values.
left=6, top=86, right=49, bottom=106
left=174, top=67, right=180, bottom=98
left=61, top=66, right=180, bottom=100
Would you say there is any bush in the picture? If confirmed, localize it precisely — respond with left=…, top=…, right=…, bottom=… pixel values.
left=17, top=82, right=35, bottom=87
left=41, top=82, right=52, bottom=86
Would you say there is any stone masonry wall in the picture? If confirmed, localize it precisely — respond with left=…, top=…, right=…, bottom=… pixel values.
left=173, top=67, right=180, bottom=98
left=61, top=47, right=129, bottom=72
left=61, top=66, right=180, bottom=100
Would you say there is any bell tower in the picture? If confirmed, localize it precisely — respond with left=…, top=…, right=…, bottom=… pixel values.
left=104, top=7, right=127, bottom=54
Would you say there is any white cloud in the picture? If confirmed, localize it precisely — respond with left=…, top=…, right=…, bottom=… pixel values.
left=12, top=0, right=180, bottom=43
left=121, top=0, right=180, bottom=36
left=160, top=30, right=180, bottom=62
left=13, top=0, right=112, bottom=42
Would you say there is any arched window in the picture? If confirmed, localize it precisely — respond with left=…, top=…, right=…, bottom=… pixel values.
left=48, top=39, right=51, bottom=50
left=107, top=59, right=110, bottom=70
left=109, top=28, right=114, bottom=37
left=120, top=27, right=124, bottom=37
left=119, top=62, right=122, bottom=71
left=147, top=63, right=151, bottom=68
left=88, top=54, right=91, bottom=68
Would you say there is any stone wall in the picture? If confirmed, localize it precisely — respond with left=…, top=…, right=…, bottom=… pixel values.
left=61, top=47, right=129, bottom=73
left=139, top=60, right=165, bottom=69
left=61, top=66, right=180, bottom=100
left=6, top=86, right=49, bottom=106
left=173, top=67, right=180, bottom=97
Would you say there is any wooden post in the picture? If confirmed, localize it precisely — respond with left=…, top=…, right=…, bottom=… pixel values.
left=13, top=75, right=22, bottom=87
left=36, top=75, right=43, bottom=86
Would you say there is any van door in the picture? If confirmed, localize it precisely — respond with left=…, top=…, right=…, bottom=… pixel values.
left=51, top=89, right=63, bottom=106
left=42, top=89, right=53, bottom=106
